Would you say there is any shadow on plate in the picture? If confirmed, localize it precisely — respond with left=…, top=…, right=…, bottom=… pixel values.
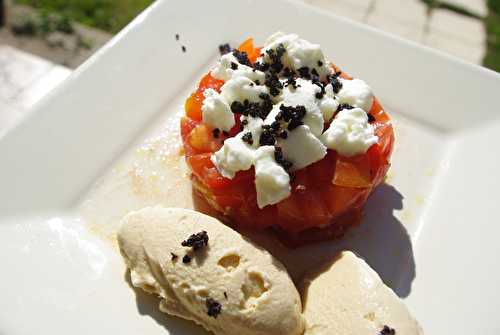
left=232, top=183, right=416, bottom=298
left=341, top=183, right=415, bottom=297
left=124, top=271, right=209, bottom=334
left=192, top=181, right=414, bottom=297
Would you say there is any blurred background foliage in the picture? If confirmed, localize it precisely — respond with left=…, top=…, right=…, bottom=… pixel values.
left=11, top=0, right=500, bottom=71
left=14, top=0, right=154, bottom=33
left=485, top=0, right=500, bottom=70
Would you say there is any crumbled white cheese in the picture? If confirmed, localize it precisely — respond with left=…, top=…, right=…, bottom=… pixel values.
left=320, top=107, right=378, bottom=157
left=262, top=32, right=331, bottom=81
left=211, top=137, right=254, bottom=179
left=221, top=76, right=269, bottom=104
left=277, top=125, right=327, bottom=171
left=319, top=83, right=339, bottom=122
left=254, top=146, right=291, bottom=208
left=211, top=116, right=263, bottom=178
left=205, top=32, right=380, bottom=208
left=201, top=88, right=235, bottom=131
left=212, top=53, right=265, bottom=82
left=337, top=78, right=373, bottom=111
left=271, top=78, right=325, bottom=136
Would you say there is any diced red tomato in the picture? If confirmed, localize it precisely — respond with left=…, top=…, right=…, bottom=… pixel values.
left=198, top=73, right=224, bottom=92
left=187, top=153, right=233, bottom=189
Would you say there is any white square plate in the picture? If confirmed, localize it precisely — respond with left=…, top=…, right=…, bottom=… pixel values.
left=1, top=0, right=500, bottom=334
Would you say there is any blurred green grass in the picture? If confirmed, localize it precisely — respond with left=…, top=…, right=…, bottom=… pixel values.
left=14, top=0, right=154, bottom=33
left=485, top=0, right=500, bottom=71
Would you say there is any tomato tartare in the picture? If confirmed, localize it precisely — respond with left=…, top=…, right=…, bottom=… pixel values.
left=181, top=33, right=394, bottom=246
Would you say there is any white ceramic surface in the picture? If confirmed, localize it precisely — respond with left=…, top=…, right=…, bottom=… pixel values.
left=1, top=0, right=500, bottom=334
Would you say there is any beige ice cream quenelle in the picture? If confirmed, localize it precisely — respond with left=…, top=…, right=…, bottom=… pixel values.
left=302, top=251, right=423, bottom=335
left=117, top=206, right=304, bottom=335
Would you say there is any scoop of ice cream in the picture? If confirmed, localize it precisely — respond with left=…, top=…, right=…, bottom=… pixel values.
left=302, top=251, right=423, bottom=335
left=117, top=207, right=304, bottom=335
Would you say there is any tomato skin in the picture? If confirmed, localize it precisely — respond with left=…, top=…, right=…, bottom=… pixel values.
left=181, top=40, right=394, bottom=244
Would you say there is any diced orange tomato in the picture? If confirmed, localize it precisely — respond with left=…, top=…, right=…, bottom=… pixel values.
left=185, top=73, right=225, bottom=121
left=188, top=123, right=222, bottom=153
left=238, top=38, right=261, bottom=63
left=333, top=154, right=373, bottom=188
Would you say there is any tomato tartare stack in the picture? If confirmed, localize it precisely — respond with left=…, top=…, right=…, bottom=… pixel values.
left=181, top=32, right=394, bottom=246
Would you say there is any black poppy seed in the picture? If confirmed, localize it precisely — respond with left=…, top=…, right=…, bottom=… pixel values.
left=276, top=104, right=307, bottom=131
left=367, top=113, right=376, bottom=123
left=271, top=120, right=281, bottom=131
left=249, top=83, right=254, bottom=87
left=241, top=119, right=248, bottom=127
left=264, top=72, right=283, bottom=97
left=255, top=80, right=261, bottom=85
left=287, top=119, right=304, bottom=131
left=379, top=325, right=396, bottom=335
left=276, top=43, right=287, bottom=57
left=265, top=43, right=286, bottom=74
left=247, top=102, right=262, bottom=118
left=175, top=33, right=179, bottom=41
left=242, top=132, right=253, bottom=145
left=331, top=77, right=342, bottom=94
left=224, top=292, right=228, bottom=299
left=171, top=252, right=178, bottom=261
left=313, top=81, right=326, bottom=99
left=212, top=128, right=220, bottom=138
left=232, top=50, right=251, bottom=66
left=297, top=66, right=311, bottom=79
left=231, top=101, right=245, bottom=114
left=254, top=61, right=270, bottom=72
left=337, top=103, right=354, bottom=112
left=261, top=100, right=274, bottom=117
left=218, top=43, right=231, bottom=55
left=230, top=62, right=239, bottom=70
left=317, top=60, right=323, bottom=66
left=259, top=92, right=270, bottom=100
left=282, top=67, right=295, bottom=78
left=274, top=146, right=293, bottom=171
left=181, top=45, right=186, bottom=52
left=279, top=130, right=288, bottom=139
left=232, top=98, right=272, bottom=119
left=278, top=105, right=292, bottom=122
left=182, top=254, right=191, bottom=263
left=181, top=231, right=209, bottom=251
left=259, top=129, right=276, bottom=146
left=280, top=105, right=307, bottom=124
left=206, top=298, right=222, bottom=318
